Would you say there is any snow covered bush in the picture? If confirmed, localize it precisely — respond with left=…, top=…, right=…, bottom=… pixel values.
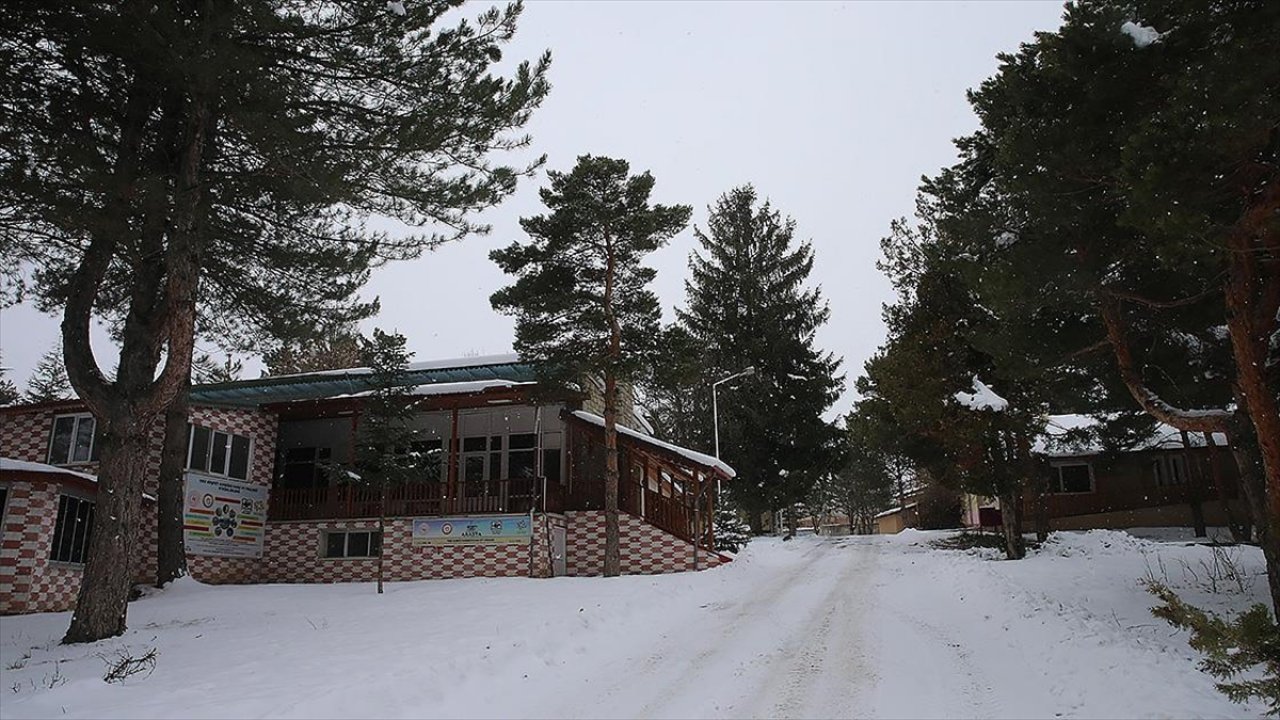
left=1146, top=582, right=1280, bottom=715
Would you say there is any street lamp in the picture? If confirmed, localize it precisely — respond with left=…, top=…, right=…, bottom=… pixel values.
left=712, top=366, right=755, bottom=496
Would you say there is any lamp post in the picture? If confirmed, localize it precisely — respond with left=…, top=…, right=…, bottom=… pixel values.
left=712, top=366, right=755, bottom=496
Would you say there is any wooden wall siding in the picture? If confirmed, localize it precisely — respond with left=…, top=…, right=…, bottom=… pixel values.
left=564, top=420, right=718, bottom=552
left=563, top=510, right=727, bottom=576
left=269, top=478, right=543, bottom=522
left=1034, top=446, right=1241, bottom=520
left=0, top=480, right=154, bottom=614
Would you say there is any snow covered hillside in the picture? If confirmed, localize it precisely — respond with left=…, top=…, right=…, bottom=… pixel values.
left=0, top=531, right=1267, bottom=719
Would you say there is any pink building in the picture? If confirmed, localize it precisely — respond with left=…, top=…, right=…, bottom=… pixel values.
left=0, top=355, right=733, bottom=615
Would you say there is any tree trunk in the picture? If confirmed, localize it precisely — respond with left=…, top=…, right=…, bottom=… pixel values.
left=156, top=384, right=190, bottom=587
left=1181, top=431, right=1206, bottom=538
left=62, top=415, right=151, bottom=643
left=1205, top=431, right=1250, bottom=542
left=1230, top=416, right=1280, bottom=615
left=602, top=369, right=621, bottom=577
left=998, top=487, right=1026, bottom=560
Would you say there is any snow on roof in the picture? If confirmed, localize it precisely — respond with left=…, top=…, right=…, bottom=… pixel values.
left=1035, top=414, right=1230, bottom=457
left=874, top=502, right=918, bottom=519
left=327, top=379, right=535, bottom=400
left=1, top=457, right=98, bottom=482
left=954, top=375, right=1008, bottom=412
left=268, top=353, right=522, bottom=381
left=0, top=457, right=159, bottom=502
left=569, top=411, right=736, bottom=478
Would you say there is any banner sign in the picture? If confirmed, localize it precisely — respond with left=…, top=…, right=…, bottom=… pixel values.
left=184, top=473, right=268, bottom=558
left=412, top=515, right=532, bottom=545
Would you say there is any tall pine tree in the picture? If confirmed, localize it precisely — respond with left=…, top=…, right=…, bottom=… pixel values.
left=679, top=186, right=843, bottom=533
left=1, top=1, right=550, bottom=642
left=0, top=351, right=20, bottom=406
left=491, top=155, right=690, bottom=577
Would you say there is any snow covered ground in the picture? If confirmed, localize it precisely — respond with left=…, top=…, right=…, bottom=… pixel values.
left=0, top=530, right=1268, bottom=719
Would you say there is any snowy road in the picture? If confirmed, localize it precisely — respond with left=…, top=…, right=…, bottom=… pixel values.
left=0, top=531, right=1267, bottom=719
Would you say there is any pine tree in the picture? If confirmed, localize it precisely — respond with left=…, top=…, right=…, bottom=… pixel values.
left=263, top=323, right=365, bottom=376
left=678, top=186, right=843, bottom=533
left=1, top=1, right=550, bottom=643
left=0, top=351, right=22, bottom=406
left=25, top=342, right=73, bottom=403
left=191, top=352, right=243, bottom=385
left=492, top=155, right=691, bottom=577
left=351, top=329, right=418, bottom=595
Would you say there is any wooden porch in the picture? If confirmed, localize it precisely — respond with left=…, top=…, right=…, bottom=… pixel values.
left=267, top=477, right=562, bottom=522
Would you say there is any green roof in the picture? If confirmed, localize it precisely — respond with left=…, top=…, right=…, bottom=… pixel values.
left=190, top=355, right=537, bottom=407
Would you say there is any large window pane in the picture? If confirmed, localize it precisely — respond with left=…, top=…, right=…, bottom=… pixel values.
left=542, top=449, right=562, bottom=483
left=1057, top=465, right=1092, bottom=493
left=210, top=431, right=230, bottom=476
left=325, top=532, right=346, bottom=558
left=347, top=532, right=370, bottom=557
left=48, top=416, right=75, bottom=465
left=229, top=435, right=251, bottom=480
left=464, top=456, right=486, bottom=483
left=509, top=450, right=536, bottom=479
left=188, top=426, right=211, bottom=472
left=71, top=416, right=95, bottom=463
left=508, top=433, right=537, bottom=450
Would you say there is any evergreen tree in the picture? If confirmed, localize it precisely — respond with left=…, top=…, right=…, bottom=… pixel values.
left=350, top=329, right=418, bottom=595
left=492, top=155, right=691, bottom=577
left=678, top=186, right=843, bottom=533
left=835, top=408, right=896, bottom=534
left=263, top=323, right=365, bottom=376
left=1, top=1, right=550, bottom=642
left=0, top=351, right=20, bottom=406
left=191, top=352, right=243, bottom=385
left=25, top=342, right=73, bottom=403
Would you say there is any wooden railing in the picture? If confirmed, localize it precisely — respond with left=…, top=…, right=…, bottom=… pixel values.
left=268, top=478, right=545, bottom=521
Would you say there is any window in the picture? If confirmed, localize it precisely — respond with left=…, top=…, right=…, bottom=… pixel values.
left=282, top=446, right=332, bottom=490
left=48, top=414, right=100, bottom=465
left=323, top=530, right=381, bottom=558
left=50, top=494, right=95, bottom=564
left=1050, top=463, right=1094, bottom=494
left=1153, top=455, right=1188, bottom=487
left=508, top=433, right=537, bottom=479
left=187, top=425, right=251, bottom=481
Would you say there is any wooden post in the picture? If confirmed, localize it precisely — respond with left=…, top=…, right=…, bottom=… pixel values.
left=447, top=407, right=459, bottom=513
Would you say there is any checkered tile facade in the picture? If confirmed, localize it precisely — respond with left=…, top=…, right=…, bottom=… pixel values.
left=1, top=403, right=277, bottom=609
left=563, top=510, right=728, bottom=577
left=0, top=480, right=154, bottom=614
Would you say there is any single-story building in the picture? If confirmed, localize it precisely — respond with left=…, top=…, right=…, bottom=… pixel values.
left=0, top=354, right=733, bottom=615
left=962, top=414, right=1243, bottom=533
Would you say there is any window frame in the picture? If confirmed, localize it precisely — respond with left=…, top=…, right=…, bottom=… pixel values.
left=1049, top=462, right=1095, bottom=494
left=1153, top=454, right=1189, bottom=488
left=47, top=413, right=100, bottom=466
left=49, top=493, right=96, bottom=565
left=321, top=529, right=382, bottom=559
left=186, top=425, right=253, bottom=482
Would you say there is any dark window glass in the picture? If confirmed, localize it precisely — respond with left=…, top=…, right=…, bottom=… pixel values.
left=90, top=425, right=104, bottom=461
left=509, top=451, right=536, bottom=479
left=325, top=532, right=346, bottom=558
left=489, top=452, right=502, bottom=479
left=509, top=433, right=537, bottom=450
left=464, top=456, right=486, bottom=484
left=462, top=436, right=487, bottom=453
left=542, top=449, right=562, bottom=483
left=210, top=431, right=230, bottom=475
left=229, top=435, right=251, bottom=480
left=49, top=416, right=74, bottom=464
left=347, top=532, right=370, bottom=557
left=50, top=495, right=94, bottom=563
left=489, top=435, right=503, bottom=451
left=1056, top=465, right=1092, bottom=494
left=0, top=487, right=7, bottom=517
left=188, top=426, right=211, bottom=472
left=72, top=417, right=95, bottom=463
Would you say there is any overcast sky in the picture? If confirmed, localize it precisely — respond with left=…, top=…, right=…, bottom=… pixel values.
left=0, top=0, right=1065, bottom=418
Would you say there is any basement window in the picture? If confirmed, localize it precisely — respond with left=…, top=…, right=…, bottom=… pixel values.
left=323, top=530, right=381, bottom=559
